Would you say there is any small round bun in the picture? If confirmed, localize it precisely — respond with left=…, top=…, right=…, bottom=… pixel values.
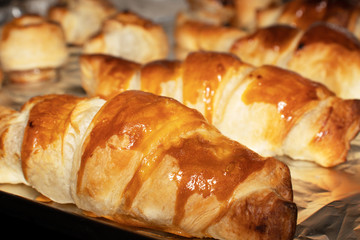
left=0, top=14, right=68, bottom=83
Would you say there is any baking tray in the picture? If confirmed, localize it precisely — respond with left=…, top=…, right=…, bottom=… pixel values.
left=1, top=1, right=360, bottom=239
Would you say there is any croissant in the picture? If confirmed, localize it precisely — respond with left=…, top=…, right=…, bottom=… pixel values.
left=0, top=91, right=297, bottom=240
left=256, top=0, right=360, bottom=38
left=175, top=20, right=360, bottom=99
left=80, top=52, right=360, bottom=168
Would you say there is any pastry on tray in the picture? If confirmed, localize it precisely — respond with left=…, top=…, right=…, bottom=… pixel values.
left=48, top=0, right=117, bottom=46
left=0, top=14, right=68, bottom=84
left=175, top=19, right=360, bottom=99
left=0, top=91, right=297, bottom=240
left=80, top=52, right=360, bottom=168
left=82, top=11, right=169, bottom=64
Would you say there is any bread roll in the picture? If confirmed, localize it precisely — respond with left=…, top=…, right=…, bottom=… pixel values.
left=48, top=0, right=117, bottom=45
left=83, top=11, right=169, bottom=64
left=0, top=14, right=68, bottom=83
left=80, top=52, right=360, bottom=167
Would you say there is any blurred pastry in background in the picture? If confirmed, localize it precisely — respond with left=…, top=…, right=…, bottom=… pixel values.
left=48, top=0, right=117, bottom=46
left=256, top=0, right=360, bottom=39
left=179, top=0, right=281, bottom=30
left=0, top=14, right=68, bottom=84
left=182, top=0, right=236, bottom=26
left=175, top=12, right=246, bottom=60
left=82, top=11, right=169, bottom=64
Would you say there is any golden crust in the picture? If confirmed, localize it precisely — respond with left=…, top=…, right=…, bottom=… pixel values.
left=83, top=11, right=169, bottom=64
left=230, top=22, right=360, bottom=99
left=79, top=52, right=360, bottom=167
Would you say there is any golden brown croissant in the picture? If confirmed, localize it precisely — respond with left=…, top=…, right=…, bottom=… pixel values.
left=256, top=0, right=360, bottom=37
left=175, top=20, right=360, bottom=99
left=229, top=22, right=360, bottom=99
left=80, top=52, right=360, bottom=168
left=0, top=91, right=297, bottom=240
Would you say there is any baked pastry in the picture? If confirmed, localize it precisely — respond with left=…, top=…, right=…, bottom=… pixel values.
left=180, top=0, right=281, bottom=30
left=230, top=22, right=360, bottom=99
left=48, top=0, right=117, bottom=45
left=0, top=91, right=296, bottom=239
left=175, top=19, right=360, bottom=99
left=80, top=52, right=360, bottom=167
left=175, top=14, right=246, bottom=60
left=256, top=0, right=360, bottom=38
left=0, top=14, right=68, bottom=83
left=181, top=0, right=236, bottom=26
left=232, top=0, right=281, bottom=30
left=82, top=11, right=169, bottom=64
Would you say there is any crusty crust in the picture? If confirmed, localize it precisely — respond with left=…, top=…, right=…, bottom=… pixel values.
left=79, top=52, right=360, bottom=167
left=83, top=11, right=169, bottom=64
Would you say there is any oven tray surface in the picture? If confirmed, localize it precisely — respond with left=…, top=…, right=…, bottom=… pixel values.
left=1, top=1, right=360, bottom=239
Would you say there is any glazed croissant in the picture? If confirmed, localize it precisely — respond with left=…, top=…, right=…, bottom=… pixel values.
left=256, top=0, right=360, bottom=38
left=0, top=91, right=297, bottom=240
left=175, top=21, right=360, bottom=99
left=80, top=52, right=360, bottom=168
